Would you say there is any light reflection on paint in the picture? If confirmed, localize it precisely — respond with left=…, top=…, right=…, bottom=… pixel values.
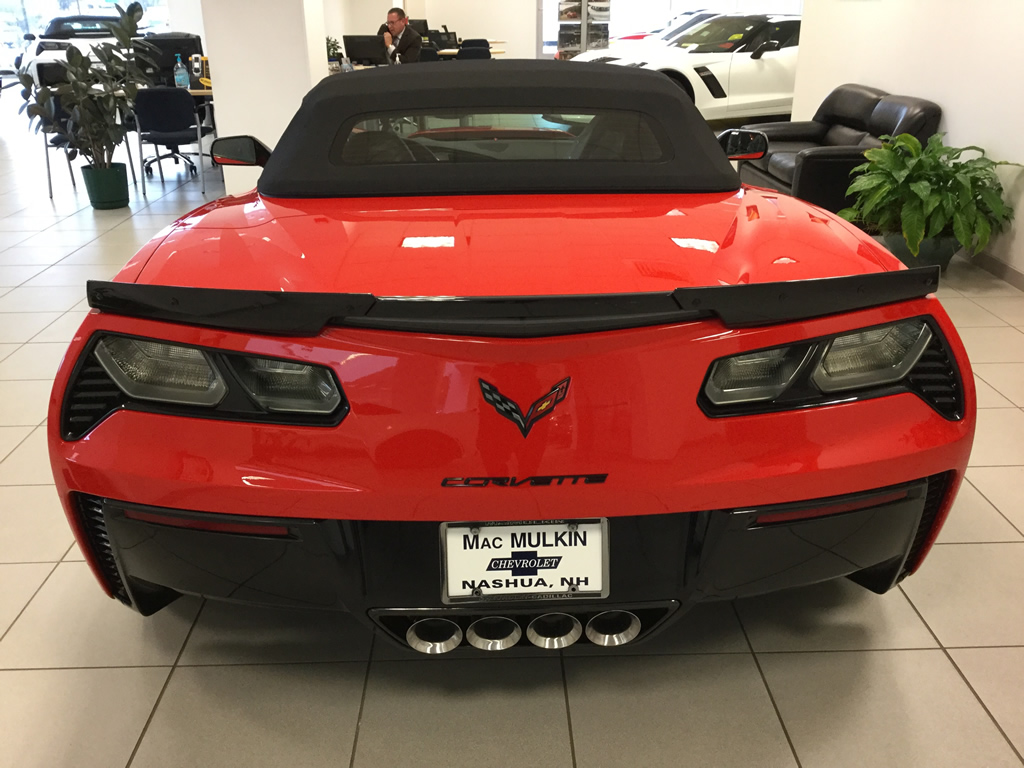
left=671, top=238, right=719, bottom=253
left=402, top=236, right=455, bottom=248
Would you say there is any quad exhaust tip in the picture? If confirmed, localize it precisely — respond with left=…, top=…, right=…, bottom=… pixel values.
left=466, top=616, right=522, bottom=651
left=585, top=610, right=641, bottom=647
left=526, top=613, right=583, bottom=649
left=406, top=618, right=463, bottom=654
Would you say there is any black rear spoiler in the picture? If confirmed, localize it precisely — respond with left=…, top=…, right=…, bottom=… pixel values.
left=86, top=267, right=940, bottom=338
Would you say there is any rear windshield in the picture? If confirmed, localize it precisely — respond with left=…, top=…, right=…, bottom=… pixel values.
left=43, top=17, right=116, bottom=38
left=329, top=109, right=669, bottom=165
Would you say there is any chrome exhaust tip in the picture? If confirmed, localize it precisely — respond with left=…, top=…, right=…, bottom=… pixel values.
left=526, top=613, right=583, bottom=649
left=585, top=610, right=641, bottom=647
left=406, top=618, right=463, bottom=654
left=466, top=616, right=522, bottom=651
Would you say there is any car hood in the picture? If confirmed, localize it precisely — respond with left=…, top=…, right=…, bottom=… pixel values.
left=131, top=189, right=897, bottom=296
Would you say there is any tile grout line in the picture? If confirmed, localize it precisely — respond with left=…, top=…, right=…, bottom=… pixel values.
left=0, top=426, right=38, bottom=469
left=559, top=653, right=578, bottom=768
left=0, top=560, right=61, bottom=646
left=945, top=651, right=1024, bottom=768
left=347, top=632, right=376, bottom=768
left=732, top=601, right=804, bottom=768
left=963, top=476, right=1024, bottom=540
left=898, top=585, right=1024, bottom=766
left=934, top=541, right=1024, bottom=546
left=973, top=367, right=1024, bottom=406
left=123, top=597, right=207, bottom=768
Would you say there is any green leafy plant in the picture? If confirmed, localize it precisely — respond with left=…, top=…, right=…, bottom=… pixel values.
left=326, top=36, right=342, bottom=59
left=838, top=134, right=1017, bottom=257
left=18, top=4, right=153, bottom=170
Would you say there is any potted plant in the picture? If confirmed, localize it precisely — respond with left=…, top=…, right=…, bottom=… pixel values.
left=18, top=4, right=153, bottom=209
left=838, top=133, right=1017, bottom=270
left=326, top=36, right=342, bottom=73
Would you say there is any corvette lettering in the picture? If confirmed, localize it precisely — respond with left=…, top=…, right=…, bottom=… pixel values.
left=442, top=473, right=608, bottom=487
left=479, top=377, right=570, bottom=437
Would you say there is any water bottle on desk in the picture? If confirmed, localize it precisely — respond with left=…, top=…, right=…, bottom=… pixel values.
left=173, top=54, right=189, bottom=88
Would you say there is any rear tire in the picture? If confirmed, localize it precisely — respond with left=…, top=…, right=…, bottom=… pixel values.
left=660, top=71, right=694, bottom=102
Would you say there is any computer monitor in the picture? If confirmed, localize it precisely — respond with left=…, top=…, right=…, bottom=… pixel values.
left=343, top=35, right=390, bottom=66
left=426, top=30, right=458, bottom=49
left=135, top=33, right=203, bottom=87
left=408, top=19, right=429, bottom=36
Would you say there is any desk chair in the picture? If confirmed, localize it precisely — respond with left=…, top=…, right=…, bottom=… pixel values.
left=461, top=38, right=489, bottom=48
left=456, top=46, right=490, bottom=60
left=34, top=64, right=75, bottom=198
left=133, top=87, right=215, bottom=195
left=39, top=96, right=76, bottom=199
left=419, top=45, right=440, bottom=62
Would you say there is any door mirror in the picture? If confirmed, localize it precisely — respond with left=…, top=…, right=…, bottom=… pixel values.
left=718, top=129, right=768, bottom=161
left=750, top=39, right=781, bottom=60
left=24, top=33, right=36, bottom=41
left=211, top=136, right=273, bottom=167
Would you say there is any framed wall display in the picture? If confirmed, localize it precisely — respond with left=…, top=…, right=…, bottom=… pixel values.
left=557, top=0, right=609, bottom=60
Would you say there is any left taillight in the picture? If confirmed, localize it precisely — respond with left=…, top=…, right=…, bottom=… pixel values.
left=36, top=40, right=69, bottom=53
left=95, top=336, right=227, bottom=407
left=62, top=333, right=348, bottom=439
left=226, top=356, right=341, bottom=414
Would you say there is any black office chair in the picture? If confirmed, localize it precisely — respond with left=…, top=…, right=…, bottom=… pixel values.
left=461, top=38, right=489, bottom=47
left=33, top=64, right=75, bottom=198
left=456, top=46, right=490, bottom=60
left=132, top=87, right=215, bottom=195
left=419, top=46, right=440, bottom=62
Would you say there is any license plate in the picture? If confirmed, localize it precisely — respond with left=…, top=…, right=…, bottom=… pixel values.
left=441, top=519, right=608, bottom=603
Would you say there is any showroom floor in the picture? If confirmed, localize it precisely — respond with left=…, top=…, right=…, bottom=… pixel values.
left=2, top=99, right=1024, bottom=768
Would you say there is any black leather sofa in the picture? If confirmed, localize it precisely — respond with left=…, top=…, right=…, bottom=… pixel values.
left=737, top=84, right=942, bottom=213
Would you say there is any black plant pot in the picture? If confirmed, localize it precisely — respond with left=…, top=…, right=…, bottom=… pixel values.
left=881, top=233, right=960, bottom=272
left=81, top=163, right=129, bottom=210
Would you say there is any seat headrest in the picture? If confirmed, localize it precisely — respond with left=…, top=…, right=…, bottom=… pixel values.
left=338, top=131, right=415, bottom=164
left=812, top=84, right=888, bottom=131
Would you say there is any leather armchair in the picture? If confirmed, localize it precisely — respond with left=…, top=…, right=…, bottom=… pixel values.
left=737, top=84, right=942, bottom=213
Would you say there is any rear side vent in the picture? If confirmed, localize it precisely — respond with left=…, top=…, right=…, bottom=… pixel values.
left=61, top=352, right=126, bottom=439
left=899, top=471, right=951, bottom=580
left=906, top=330, right=963, bottom=420
left=75, top=494, right=131, bottom=605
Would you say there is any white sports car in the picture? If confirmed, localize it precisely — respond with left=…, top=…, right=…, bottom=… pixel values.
left=575, top=14, right=800, bottom=121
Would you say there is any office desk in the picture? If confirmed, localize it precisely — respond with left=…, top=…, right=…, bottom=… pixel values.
left=437, top=48, right=505, bottom=58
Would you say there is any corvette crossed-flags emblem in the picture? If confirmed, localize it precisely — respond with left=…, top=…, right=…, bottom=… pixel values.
left=479, top=378, right=571, bottom=437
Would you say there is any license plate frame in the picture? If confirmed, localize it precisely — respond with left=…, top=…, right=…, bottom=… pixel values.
left=440, top=519, right=609, bottom=604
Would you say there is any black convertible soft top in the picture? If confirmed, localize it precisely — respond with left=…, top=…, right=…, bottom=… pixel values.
left=258, top=60, right=740, bottom=198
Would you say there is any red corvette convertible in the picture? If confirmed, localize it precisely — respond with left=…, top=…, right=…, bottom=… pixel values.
left=50, top=61, right=974, bottom=654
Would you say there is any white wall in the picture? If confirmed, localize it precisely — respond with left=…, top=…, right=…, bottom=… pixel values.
left=423, top=0, right=538, bottom=59
left=342, top=0, right=395, bottom=40
left=793, top=0, right=1024, bottom=276
left=166, top=0, right=206, bottom=41
left=323, top=0, right=347, bottom=43
left=200, top=0, right=327, bottom=194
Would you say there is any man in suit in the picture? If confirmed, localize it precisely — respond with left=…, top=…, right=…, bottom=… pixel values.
left=381, top=8, right=422, bottom=64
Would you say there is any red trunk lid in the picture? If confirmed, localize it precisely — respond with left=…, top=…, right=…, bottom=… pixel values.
left=132, top=189, right=898, bottom=295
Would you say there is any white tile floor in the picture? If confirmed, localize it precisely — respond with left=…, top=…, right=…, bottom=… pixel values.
left=2, top=97, right=1024, bottom=768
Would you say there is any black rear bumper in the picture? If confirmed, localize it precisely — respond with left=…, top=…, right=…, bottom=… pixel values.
left=76, top=473, right=948, bottom=648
